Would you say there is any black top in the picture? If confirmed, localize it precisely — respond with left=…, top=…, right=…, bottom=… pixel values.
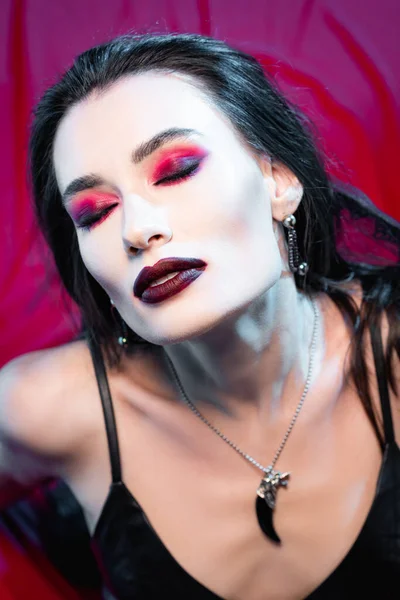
left=89, top=329, right=400, bottom=600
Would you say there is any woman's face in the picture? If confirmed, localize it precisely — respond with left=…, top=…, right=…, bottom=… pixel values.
left=53, top=72, right=285, bottom=345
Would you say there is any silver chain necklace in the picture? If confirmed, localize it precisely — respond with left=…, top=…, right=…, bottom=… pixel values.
left=164, top=296, right=319, bottom=544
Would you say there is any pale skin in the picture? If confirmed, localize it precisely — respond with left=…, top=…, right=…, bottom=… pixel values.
left=0, top=72, right=399, bottom=599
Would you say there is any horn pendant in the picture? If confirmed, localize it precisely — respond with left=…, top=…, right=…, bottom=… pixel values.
left=256, top=467, right=290, bottom=544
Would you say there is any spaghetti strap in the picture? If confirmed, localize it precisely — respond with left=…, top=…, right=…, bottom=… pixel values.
left=86, top=322, right=394, bottom=483
left=369, top=322, right=395, bottom=445
left=88, top=337, right=122, bottom=483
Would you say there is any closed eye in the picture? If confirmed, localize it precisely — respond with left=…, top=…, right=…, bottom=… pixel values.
left=154, top=161, right=201, bottom=186
left=75, top=158, right=202, bottom=230
left=76, top=204, right=118, bottom=231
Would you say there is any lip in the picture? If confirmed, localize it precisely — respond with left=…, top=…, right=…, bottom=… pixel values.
left=133, top=257, right=207, bottom=300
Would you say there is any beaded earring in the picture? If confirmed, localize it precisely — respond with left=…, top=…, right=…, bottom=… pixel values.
left=282, top=214, right=309, bottom=276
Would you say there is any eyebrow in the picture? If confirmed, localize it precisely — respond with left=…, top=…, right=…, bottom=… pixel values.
left=61, top=127, right=201, bottom=205
left=132, top=127, right=200, bottom=163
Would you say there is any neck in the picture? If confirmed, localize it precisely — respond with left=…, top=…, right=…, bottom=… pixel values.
left=159, top=277, right=322, bottom=424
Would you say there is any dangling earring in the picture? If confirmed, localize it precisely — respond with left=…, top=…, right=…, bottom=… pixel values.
left=110, top=299, right=129, bottom=348
left=282, top=214, right=309, bottom=276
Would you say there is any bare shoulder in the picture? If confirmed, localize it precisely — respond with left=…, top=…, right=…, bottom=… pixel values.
left=0, top=339, right=100, bottom=463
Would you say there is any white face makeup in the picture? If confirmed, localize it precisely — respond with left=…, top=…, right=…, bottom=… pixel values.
left=53, top=72, right=284, bottom=346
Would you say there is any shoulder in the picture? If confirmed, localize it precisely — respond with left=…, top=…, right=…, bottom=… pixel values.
left=0, top=340, right=101, bottom=466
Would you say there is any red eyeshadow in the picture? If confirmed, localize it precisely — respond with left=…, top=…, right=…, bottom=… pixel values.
left=69, top=193, right=118, bottom=221
left=151, top=144, right=208, bottom=181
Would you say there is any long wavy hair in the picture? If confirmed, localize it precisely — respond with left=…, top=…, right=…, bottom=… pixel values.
left=29, top=33, right=399, bottom=448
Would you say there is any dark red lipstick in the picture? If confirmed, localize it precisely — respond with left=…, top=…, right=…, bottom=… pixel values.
left=134, top=257, right=207, bottom=304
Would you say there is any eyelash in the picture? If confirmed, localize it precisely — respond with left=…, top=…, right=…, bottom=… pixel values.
left=153, top=161, right=200, bottom=186
left=76, top=161, right=201, bottom=231
left=77, top=205, right=117, bottom=231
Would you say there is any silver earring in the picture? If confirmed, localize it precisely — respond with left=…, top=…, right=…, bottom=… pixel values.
left=282, top=214, right=309, bottom=276
left=110, top=299, right=129, bottom=347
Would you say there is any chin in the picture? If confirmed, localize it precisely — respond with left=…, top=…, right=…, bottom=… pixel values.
left=126, top=271, right=279, bottom=345
left=131, top=299, right=256, bottom=347
left=135, top=321, right=216, bottom=346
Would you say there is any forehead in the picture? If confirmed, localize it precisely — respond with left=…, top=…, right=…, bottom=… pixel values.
left=53, top=72, right=239, bottom=188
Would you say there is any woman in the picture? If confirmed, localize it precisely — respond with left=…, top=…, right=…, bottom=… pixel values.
left=0, top=33, right=399, bottom=599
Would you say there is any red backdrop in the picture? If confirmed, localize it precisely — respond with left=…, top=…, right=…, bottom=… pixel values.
left=0, top=0, right=399, bottom=597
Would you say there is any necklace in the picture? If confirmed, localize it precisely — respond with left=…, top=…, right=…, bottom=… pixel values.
left=164, top=296, right=319, bottom=544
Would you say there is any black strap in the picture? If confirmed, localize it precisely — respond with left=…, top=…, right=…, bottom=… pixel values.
left=369, top=322, right=395, bottom=445
left=86, top=322, right=394, bottom=481
left=88, top=337, right=122, bottom=483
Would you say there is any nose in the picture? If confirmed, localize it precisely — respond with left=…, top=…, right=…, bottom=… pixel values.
left=122, top=196, right=173, bottom=255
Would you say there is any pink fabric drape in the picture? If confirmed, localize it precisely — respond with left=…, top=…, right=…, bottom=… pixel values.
left=1, top=0, right=399, bottom=368
left=0, top=1, right=398, bottom=597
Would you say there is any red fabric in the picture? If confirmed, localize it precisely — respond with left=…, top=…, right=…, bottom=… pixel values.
left=0, top=1, right=399, bottom=597
left=0, top=530, right=90, bottom=600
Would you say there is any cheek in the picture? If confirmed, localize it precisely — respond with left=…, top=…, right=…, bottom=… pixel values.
left=202, top=163, right=273, bottom=244
left=77, top=234, right=124, bottom=296
left=193, top=165, right=281, bottom=299
left=222, top=175, right=281, bottom=286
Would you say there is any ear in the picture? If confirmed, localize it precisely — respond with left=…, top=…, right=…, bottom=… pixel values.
left=258, top=156, right=303, bottom=221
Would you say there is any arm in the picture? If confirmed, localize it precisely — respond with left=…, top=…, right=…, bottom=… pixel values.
left=0, top=354, right=64, bottom=509
left=0, top=444, right=52, bottom=508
